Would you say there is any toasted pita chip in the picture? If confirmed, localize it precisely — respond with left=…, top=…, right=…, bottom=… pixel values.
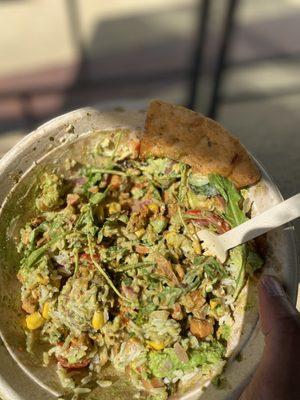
left=140, top=100, right=260, bottom=188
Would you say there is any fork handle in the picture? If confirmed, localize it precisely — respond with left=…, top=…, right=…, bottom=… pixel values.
left=220, top=193, right=300, bottom=250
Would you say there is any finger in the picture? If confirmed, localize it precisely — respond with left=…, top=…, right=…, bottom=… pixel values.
left=258, top=275, right=299, bottom=338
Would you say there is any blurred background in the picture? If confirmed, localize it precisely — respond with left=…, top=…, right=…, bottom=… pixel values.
left=0, top=0, right=299, bottom=196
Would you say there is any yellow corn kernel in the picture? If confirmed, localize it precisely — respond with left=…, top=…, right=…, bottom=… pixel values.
left=210, top=299, right=220, bottom=310
left=148, top=203, right=159, bottom=214
left=172, top=164, right=181, bottom=174
left=165, top=231, right=177, bottom=246
left=92, top=310, right=105, bottom=330
left=108, top=202, right=121, bottom=215
left=26, top=312, right=44, bottom=330
left=147, top=341, right=165, bottom=351
left=37, top=274, right=48, bottom=285
left=42, top=302, right=51, bottom=319
left=135, top=228, right=145, bottom=238
left=193, top=240, right=202, bottom=255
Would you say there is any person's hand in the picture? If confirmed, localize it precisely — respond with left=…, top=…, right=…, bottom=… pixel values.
left=240, top=275, right=300, bottom=400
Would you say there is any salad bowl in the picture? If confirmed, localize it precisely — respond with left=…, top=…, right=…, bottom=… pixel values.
left=0, top=107, right=297, bottom=400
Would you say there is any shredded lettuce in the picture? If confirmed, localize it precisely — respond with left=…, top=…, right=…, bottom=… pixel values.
left=151, top=217, right=168, bottom=234
left=227, top=244, right=263, bottom=298
left=217, top=324, right=231, bottom=341
left=141, top=158, right=171, bottom=176
left=149, top=348, right=184, bottom=379
left=149, top=341, right=225, bottom=379
left=35, top=172, right=65, bottom=211
left=227, top=245, right=247, bottom=299
left=189, top=341, right=225, bottom=368
left=158, top=287, right=183, bottom=307
left=189, top=174, right=218, bottom=197
left=89, top=188, right=108, bottom=205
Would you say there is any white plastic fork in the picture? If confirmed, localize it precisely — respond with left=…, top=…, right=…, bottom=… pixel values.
left=197, top=193, right=300, bottom=263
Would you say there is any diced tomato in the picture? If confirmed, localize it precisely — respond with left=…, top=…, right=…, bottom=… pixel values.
left=67, top=193, right=80, bottom=206
left=120, top=314, right=130, bottom=325
left=134, top=182, right=148, bottom=189
left=141, top=379, right=153, bottom=391
left=141, top=377, right=164, bottom=391
left=56, top=340, right=91, bottom=370
left=80, top=253, right=100, bottom=262
left=79, top=253, right=95, bottom=270
left=57, top=356, right=90, bottom=370
left=110, top=174, right=122, bottom=189
left=151, top=377, right=164, bottom=388
left=135, top=244, right=149, bottom=255
left=186, top=210, right=230, bottom=234
left=122, top=286, right=137, bottom=301
left=185, top=210, right=202, bottom=216
left=130, top=139, right=141, bottom=155
left=80, top=253, right=92, bottom=262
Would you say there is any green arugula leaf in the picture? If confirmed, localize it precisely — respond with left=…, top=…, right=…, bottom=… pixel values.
left=89, top=187, right=108, bottom=205
left=158, top=287, right=184, bottom=306
left=134, top=303, right=157, bottom=326
left=21, top=234, right=64, bottom=269
left=75, top=204, right=98, bottom=236
left=87, top=236, right=128, bottom=302
left=209, top=174, right=249, bottom=298
left=184, top=256, right=225, bottom=290
left=209, top=174, right=247, bottom=227
left=227, top=244, right=248, bottom=299
left=203, top=258, right=226, bottom=281
left=183, top=263, right=204, bottom=290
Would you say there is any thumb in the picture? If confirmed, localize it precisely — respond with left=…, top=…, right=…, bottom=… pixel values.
left=259, top=275, right=300, bottom=340
left=240, top=275, right=300, bottom=400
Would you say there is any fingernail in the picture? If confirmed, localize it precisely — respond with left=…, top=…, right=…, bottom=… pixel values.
left=261, top=275, right=286, bottom=297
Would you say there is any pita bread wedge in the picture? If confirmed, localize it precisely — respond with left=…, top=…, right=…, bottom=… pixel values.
left=140, top=100, right=260, bottom=188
